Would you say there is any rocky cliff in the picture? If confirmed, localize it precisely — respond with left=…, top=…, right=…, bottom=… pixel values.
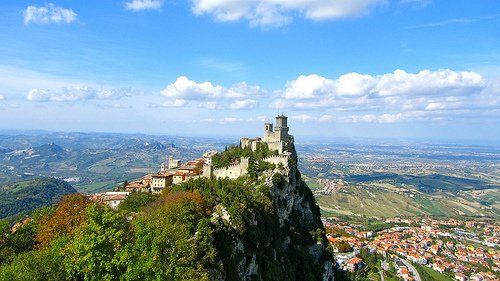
left=210, top=144, right=334, bottom=281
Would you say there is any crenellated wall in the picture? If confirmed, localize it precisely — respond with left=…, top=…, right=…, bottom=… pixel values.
left=211, top=157, right=250, bottom=179
left=206, top=155, right=290, bottom=180
left=261, top=155, right=289, bottom=166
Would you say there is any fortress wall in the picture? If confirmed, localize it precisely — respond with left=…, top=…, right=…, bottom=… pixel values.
left=213, top=164, right=244, bottom=179
left=212, top=157, right=249, bottom=179
left=267, top=141, right=284, bottom=154
left=262, top=155, right=289, bottom=166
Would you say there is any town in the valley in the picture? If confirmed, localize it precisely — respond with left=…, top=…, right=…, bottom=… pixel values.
left=325, top=216, right=499, bottom=281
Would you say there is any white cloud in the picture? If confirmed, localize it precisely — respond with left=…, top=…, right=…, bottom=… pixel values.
left=278, top=69, right=487, bottom=109
left=162, top=76, right=257, bottom=100
left=407, top=17, right=488, bottom=29
left=290, top=114, right=313, bottom=122
left=161, top=99, right=188, bottom=107
left=373, top=69, right=483, bottom=97
left=400, top=0, right=432, bottom=8
left=191, top=0, right=386, bottom=27
left=111, top=103, right=132, bottom=109
left=319, top=114, right=334, bottom=122
left=337, top=72, right=377, bottom=97
left=274, top=69, right=498, bottom=123
left=0, top=95, right=5, bottom=101
left=124, top=0, right=164, bottom=11
left=26, top=86, right=133, bottom=102
left=199, top=101, right=219, bottom=109
left=161, top=76, right=263, bottom=109
left=220, top=117, right=242, bottom=124
left=283, top=74, right=335, bottom=99
left=230, top=99, right=256, bottom=109
left=24, top=4, right=77, bottom=25
left=347, top=113, right=404, bottom=123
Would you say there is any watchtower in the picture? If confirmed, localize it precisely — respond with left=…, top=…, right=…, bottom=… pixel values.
left=264, top=121, right=273, bottom=141
left=274, top=114, right=289, bottom=142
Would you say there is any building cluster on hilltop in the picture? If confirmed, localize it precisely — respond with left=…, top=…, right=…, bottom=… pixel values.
left=91, top=115, right=294, bottom=209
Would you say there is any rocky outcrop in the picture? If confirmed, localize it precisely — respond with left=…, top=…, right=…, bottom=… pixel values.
left=211, top=144, right=334, bottom=281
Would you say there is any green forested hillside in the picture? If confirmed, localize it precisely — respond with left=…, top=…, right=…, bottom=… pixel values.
left=0, top=140, right=331, bottom=280
left=0, top=178, right=77, bottom=219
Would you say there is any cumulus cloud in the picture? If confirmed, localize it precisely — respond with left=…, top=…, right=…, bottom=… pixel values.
left=230, top=99, right=257, bottom=109
left=24, top=4, right=77, bottom=25
left=0, top=95, right=5, bottom=101
left=272, top=69, right=498, bottom=123
left=290, top=114, right=314, bottom=122
left=124, top=0, right=164, bottom=11
left=161, top=76, right=263, bottom=109
left=156, top=69, right=496, bottom=122
left=26, top=86, right=134, bottom=102
left=191, top=0, right=385, bottom=27
left=278, top=69, right=487, bottom=109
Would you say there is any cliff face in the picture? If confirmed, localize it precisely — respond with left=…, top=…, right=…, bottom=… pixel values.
left=211, top=144, right=334, bottom=281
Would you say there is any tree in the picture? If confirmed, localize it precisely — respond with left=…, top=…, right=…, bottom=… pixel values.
left=0, top=248, right=65, bottom=281
left=0, top=219, right=37, bottom=264
left=118, top=192, right=157, bottom=213
left=336, top=241, right=352, bottom=253
left=36, top=194, right=90, bottom=247
left=124, top=191, right=218, bottom=280
left=118, top=180, right=128, bottom=191
left=61, top=203, right=130, bottom=280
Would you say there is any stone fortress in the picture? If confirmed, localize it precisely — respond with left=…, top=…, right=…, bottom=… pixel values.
left=203, top=114, right=293, bottom=179
left=101, top=114, right=294, bottom=208
left=240, top=114, right=293, bottom=154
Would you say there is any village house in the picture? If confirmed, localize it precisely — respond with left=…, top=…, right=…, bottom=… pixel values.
left=345, top=257, right=365, bottom=272
left=150, top=172, right=174, bottom=193
left=103, top=191, right=129, bottom=209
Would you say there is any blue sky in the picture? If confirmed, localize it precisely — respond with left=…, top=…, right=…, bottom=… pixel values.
left=0, top=0, right=499, bottom=142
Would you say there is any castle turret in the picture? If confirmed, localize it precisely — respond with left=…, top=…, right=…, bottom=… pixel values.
left=264, top=121, right=273, bottom=141
left=168, top=155, right=180, bottom=169
left=274, top=114, right=289, bottom=142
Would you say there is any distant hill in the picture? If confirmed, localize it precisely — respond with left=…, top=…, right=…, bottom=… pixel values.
left=0, top=177, right=77, bottom=218
left=343, top=173, right=498, bottom=193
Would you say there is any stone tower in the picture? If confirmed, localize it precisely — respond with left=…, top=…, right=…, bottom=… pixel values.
left=264, top=121, right=273, bottom=141
left=274, top=114, right=289, bottom=142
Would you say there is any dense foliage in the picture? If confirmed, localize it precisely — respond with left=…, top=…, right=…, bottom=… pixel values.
left=0, top=143, right=329, bottom=280
left=0, top=178, right=77, bottom=219
left=0, top=174, right=327, bottom=281
left=118, top=192, right=158, bottom=213
left=211, top=143, right=278, bottom=169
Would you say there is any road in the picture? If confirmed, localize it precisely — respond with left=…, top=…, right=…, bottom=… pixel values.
left=380, top=259, right=388, bottom=281
left=379, top=270, right=385, bottom=281
left=399, top=258, right=422, bottom=281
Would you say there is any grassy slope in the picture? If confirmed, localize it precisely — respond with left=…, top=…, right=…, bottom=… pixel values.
left=0, top=178, right=77, bottom=218
left=414, top=263, right=453, bottom=281
left=316, top=185, right=499, bottom=218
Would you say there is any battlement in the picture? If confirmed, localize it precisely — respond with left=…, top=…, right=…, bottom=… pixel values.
left=262, top=155, right=289, bottom=166
left=262, top=155, right=288, bottom=161
left=208, top=157, right=249, bottom=180
left=213, top=163, right=242, bottom=173
left=241, top=114, right=293, bottom=155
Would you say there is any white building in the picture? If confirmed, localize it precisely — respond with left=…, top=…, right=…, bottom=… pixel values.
left=103, top=191, right=129, bottom=209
